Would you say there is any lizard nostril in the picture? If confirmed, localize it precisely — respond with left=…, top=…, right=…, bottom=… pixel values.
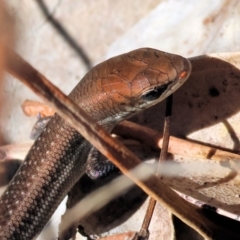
left=178, top=70, right=188, bottom=80
left=178, top=58, right=191, bottom=80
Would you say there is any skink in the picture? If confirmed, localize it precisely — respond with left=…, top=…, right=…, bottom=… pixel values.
left=0, top=48, right=191, bottom=239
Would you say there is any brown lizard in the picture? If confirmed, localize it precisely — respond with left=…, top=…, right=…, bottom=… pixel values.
left=0, top=48, right=191, bottom=239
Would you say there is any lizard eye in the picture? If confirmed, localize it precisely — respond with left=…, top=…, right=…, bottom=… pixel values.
left=141, top=85, right=168, bottom=101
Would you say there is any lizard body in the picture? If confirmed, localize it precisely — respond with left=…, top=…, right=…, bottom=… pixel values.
left=0, top=48, right=191, bottom=239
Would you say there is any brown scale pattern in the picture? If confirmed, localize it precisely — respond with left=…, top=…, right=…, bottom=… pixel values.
left=0, top=115, right=91, bottom=239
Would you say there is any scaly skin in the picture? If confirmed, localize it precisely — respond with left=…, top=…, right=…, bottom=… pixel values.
left=0, top=48, right=191, bottom=239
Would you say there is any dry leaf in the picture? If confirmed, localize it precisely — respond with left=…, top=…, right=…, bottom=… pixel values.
left=21, top=99, right=55, bottom=117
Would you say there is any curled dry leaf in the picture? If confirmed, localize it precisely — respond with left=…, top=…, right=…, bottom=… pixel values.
left=21, top=99, right=55, bottom=117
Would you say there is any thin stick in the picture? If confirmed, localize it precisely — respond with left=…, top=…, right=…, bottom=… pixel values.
left=140, top=95, right=172, bottom=236
left=113, top=121, right=240, bottom=161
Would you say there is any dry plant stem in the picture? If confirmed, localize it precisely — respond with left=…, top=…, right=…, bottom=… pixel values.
left=0, top=2, right=15, bottom=144
left=5, top=49, right=238, bottom=239
left=114, top=121, right=240, bottom=161
left=159, top=95, right=172, bottom=164
left=0, top=143, right=32, bottom=161
left=140, top=95, right=172, bottom=234
left=35, top=0, right=92, bottom=70
left=21, top=100, right=240, bottom=161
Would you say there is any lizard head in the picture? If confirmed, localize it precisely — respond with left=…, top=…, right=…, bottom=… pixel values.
left=75, top=48, right=191, bottom=129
